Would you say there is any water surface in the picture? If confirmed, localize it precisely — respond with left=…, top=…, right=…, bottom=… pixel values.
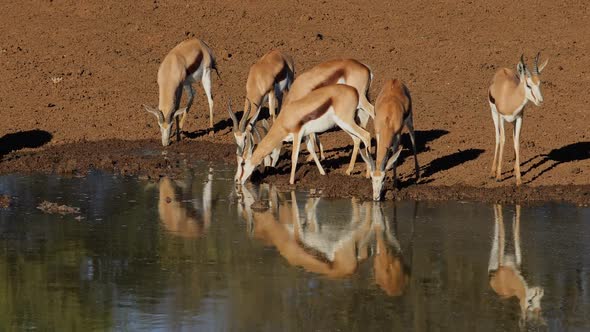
left=0, top=163, right=589, bottom=331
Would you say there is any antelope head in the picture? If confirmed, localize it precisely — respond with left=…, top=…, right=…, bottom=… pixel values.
left=227, top=99, right=252, bottom=154
left=360, top=148, right=402, bottom=201
left=234, top=130, right=256, bottom=185
left=517, top=52, right=549, bottom=107
left=144, top=105, right=187, bottom=146
left=519, top=286, right=545, bottom=327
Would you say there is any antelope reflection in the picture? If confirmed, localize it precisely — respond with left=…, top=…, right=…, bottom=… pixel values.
left=372, top=204, right=410, bottom=297
left=158, top=169, right=213, bottom=238
left=488, top=204, right=544, bottom=327
left=237, top=185, right=410, bottom=295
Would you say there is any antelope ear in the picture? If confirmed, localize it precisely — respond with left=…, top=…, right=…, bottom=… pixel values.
left=173, top=107, right=187, bottom=118
left=251, top=125, right=263, bottom=142
left=538, top=58, right=549, bottom=73
left=244, top=132, right=254, bottom=159
left=384, top=149, right=402, bottom=171
left=261, top=118, right=270, bottom=131
left=144, top=105, right=164, bottom=122
left=144, top=104, right=157, bottom=114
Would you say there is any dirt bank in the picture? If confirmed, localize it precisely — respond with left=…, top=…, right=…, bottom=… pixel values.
left=1, top=139, right=588, bottom=206
left=0, top=0, right=589, bottom=205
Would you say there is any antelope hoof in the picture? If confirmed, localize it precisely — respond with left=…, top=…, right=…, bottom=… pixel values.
left=516, top=179, right=522, bottom=186
left=208, top=130, right=214, bottom=137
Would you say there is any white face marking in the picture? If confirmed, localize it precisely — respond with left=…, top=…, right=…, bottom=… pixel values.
left=234, top=161, right=243, bottom=183
left=524, top=76, right=543, bottom=106
left=158, top=122, right=172, bottom=146
left=525, top=286, right=544, bottom=313
left=234, top=132, right=246, bottom=152
left=370, top=171, right=385, bottom=201
left=239, top=160, right=255, bottom=185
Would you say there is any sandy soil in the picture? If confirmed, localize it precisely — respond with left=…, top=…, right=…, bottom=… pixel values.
left=1, top=0, right=589, bottom=204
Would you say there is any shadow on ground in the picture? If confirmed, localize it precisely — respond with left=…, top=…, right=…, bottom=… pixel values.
left=0, top=130, right=53, bottom=158
left=523, top=142, right=590, bottom=183
left=421, top=149, right=485, bottom=178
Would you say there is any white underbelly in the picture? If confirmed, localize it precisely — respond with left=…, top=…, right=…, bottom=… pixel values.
left=276, top=77, right=289, bottom=93
left=498, top=101, right=526, bottom=123
left=300, top=109, right=336, bottom=136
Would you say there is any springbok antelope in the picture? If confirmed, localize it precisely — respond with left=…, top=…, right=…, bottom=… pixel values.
left=360, top=79, right=419, bottom=201
left=283, top=58, right=375, bottom=174
left=144, top=38, right=219, bottom=146
left=238, top=185, right=374, bottom=278
left=488, top=204, right=544, bottom=327
left=488, top=52, right=548, bottom=185
left=228, top=51, right=294, bottom=153
left=158, top=171, right=213, bottom=238
left=235, top=84, right=372, bottom=185
left=229, top=103, right=281, bottom=169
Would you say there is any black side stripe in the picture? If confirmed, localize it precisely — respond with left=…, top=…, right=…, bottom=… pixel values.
left=488, top=91, right=496, bottom=104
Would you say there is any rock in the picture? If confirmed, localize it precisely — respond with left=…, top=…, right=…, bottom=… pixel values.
left=37, top=201, right=80, bottom=215
left=0, top=195, right=12, bottom=208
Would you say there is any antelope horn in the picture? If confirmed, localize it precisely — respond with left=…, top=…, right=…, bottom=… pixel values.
left=239, top=99, right=252, bottom=133
left=379, top=150, right=389, bottom=172
left=252, top=125, right=263, bottom=143
left=534, top=52, right=541, bottom=74
left=520, top=54, right=526, bottom=67
left=227, top=99, right=239, bottom=133
left=144, top=104, right=164, bottom=123
left=359, top=148, right=375, bottom=172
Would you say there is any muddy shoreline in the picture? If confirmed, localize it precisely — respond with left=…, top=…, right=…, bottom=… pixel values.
left=1, top=139, right=588, bottom=206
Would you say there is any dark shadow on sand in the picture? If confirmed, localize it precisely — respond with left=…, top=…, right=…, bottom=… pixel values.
left=421, top=149, right=484, bottom=178
left=522, top=142, right=590, bottom=183
left=0, top=130, right=53, bottom=158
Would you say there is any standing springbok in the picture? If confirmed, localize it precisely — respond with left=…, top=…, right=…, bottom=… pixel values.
left=488, top=53, right=548, bottom=185
left=360, top=79, right=419, bottom=201
left=283, top=59, right=375, bottom=174
left=235, top=84, right=372, bottom=185
left=144, top=38, right=219, bottom=146
left=488, top=204, right=544, bottom=327
left=228, top=50, right=295, bottom=154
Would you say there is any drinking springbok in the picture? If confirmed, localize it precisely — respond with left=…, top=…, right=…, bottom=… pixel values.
left=235, top=84, right=371, bottom=185
left=144, top=38, right=219, bottom=146
left=283, top=58, right=375, bottom=174
left=360, top=79, right=419, bottom=201
left=228, top=50, right=295, bottom=156
left=488, top=53, right=548, bottom=185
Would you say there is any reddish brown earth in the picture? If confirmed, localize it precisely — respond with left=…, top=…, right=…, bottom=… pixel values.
left=1, top=0, right=589, bottom=205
